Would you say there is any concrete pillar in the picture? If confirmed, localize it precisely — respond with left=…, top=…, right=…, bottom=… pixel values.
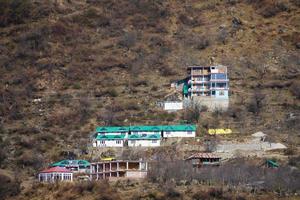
left=103, top=163, right=105, bottom=172
left=96, top=164, right=99, bottom=180
left=126, top=162, right=129, bottom=170
left=146, top=162, right=148, bottom=171
left=117, top=162, right=119, bottom=171
left=71, top=173, right=73, bottom=182
left=109, top=162, right=112, bottom=172
left=62, top=173, right=64, bottom=181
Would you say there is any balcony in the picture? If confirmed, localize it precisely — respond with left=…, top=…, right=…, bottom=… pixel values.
left=192, top=79, right=210, bottom=84
left=210, top=79, right=229, bottom=82
left=192, top=87, right=210, bottom=92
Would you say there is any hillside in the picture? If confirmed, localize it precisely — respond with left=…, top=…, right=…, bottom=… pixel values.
left=0, top=0, right=299, bottom=199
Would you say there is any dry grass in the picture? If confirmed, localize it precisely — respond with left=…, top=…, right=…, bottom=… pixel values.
left=0, top=0, right=299, bottom=199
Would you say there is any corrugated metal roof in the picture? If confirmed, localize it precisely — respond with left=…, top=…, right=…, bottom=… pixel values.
left=186, top=153, right=221, bottom=160
left=51, top=160, right=90, bottom=167
left=40, top=167, right=72, bottom=173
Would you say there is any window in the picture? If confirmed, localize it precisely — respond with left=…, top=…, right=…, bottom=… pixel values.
left=187, top=131, right=193, bottom=134
left=116, top=140, right=121, bottom=144
left=216, top=73, right=226, bottom=79
left=152, top=140, right=157, bottom=143
left=212, top=91, right=216, bottom=95
left=100, top=140, right=105, bottom=144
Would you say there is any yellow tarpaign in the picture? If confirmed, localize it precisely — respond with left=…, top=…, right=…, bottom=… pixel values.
left=208, top=129, right=232, bottom=135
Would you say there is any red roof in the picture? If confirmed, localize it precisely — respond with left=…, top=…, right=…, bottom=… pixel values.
left=186, top=153, right=221, bottom=160
left=40, top=166, right=72, bottom=173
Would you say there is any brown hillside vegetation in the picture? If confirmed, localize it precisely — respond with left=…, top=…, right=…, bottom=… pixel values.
left=0, top=0, right=299, bottom=199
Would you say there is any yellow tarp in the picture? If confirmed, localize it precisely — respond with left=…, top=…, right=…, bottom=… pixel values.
left=101, top=157, right=115, bottom=161
left=208, top=129, right=232, bottom=135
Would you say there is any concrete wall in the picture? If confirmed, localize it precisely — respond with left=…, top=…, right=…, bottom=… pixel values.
left=164, top=102, right=183, bottom=111
left=185, top=97, right=229, bottom=111
left=163, top=131, right=195, bottom=138
left=96, top=140, right=124, bottom=147
left=126, top=171, right=147, bottom=178
left=215, top=90, right=229, bottom=99
left=128, top=140, right=160, bottom=147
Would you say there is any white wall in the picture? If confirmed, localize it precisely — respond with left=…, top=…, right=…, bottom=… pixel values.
left=128, top=140, right=160, bottom=147
left=163, top=131, right=195, bottom=138
left=96, top=140, right=124, bottom=147
left=131, top=131, right=160, bottom=135
left=164, top=102, right=183, bottom=111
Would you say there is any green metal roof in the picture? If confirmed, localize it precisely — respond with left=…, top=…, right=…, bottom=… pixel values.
left=128, top=134, right=161, bottom=140
left=267, top=160, right=279, bottom=168
left=96, top=134, right=126, bottom=140
left=130, top=125, right=162, bottom=132
left=95, top=125, right=196, bottom=134
left=96, top=126, right=130, bottom=133
left=160, top=124, right=196, bottom=131
left=51, top=160, right=90, bottom=167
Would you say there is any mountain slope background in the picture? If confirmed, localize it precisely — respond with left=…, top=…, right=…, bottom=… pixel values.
left=0, top=0, right=299, bottom=199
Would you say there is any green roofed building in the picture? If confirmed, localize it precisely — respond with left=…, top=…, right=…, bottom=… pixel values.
left=161, top=124, right=196, bottom=138
left=94, top=134, right=126, bottom=147
left=128, top=134, right=161, bottom=147
left=93, top=124, right=197, bottom=148
left=50, top=160, right=90, bottom=173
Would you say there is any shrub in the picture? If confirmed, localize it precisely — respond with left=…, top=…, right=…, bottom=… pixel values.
left=290, top=82, right=300, bottom=99
left=259, top=2, right=290, bottom=18
left=160, top=66, right=176, bottom=76
left=218, top=28, right=228, bottom=44
left=208, top=188, right=223, bottom=198
left=16, top=151, right=43, bottom=169
left=247, top=90, right=265, bottom=114
left=0, top=0, right=31, bottom=27
left=0, top=174, right=21, bottom=199
left=107, top=89, right=118, bottom=97
left=165, top=187, right=181, bottom=198
left=179, top=14, right=202, bottom=27
left=72, top=8, right=110, bottom=28
left=118, top=31, right=137, bottom=48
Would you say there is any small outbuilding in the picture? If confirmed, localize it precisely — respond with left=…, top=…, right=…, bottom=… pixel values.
left=38, top=167, right=73, bottom=182
left=185, top=152, right=221, bottom=167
